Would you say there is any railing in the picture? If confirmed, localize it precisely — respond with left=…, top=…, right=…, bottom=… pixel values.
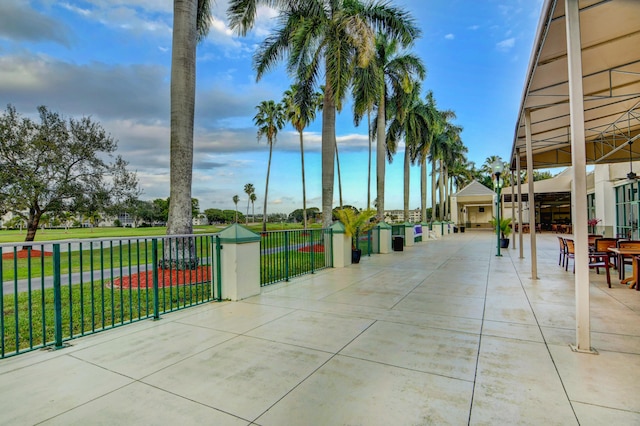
left=260, top=228, right=331, bottom=286
left=1, top=234, right=221, bottom=359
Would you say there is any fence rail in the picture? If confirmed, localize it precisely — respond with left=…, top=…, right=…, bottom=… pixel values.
left=260, top=228, right=332, bottom=286
left=1, top=234, right=221, bottom=359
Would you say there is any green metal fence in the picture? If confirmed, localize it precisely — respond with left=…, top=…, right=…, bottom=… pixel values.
left=1, top=234, right=221, bottom=359
left=260, top=228, right=332, bottom=286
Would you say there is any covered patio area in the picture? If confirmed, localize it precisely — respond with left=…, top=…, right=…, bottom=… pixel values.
left=1, top=232, right=638, bottom=424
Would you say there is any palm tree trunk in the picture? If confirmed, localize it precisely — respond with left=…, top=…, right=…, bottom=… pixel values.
left=322, top=81, right=336, bottom=228
left=431, top=159, right=437, bottom=220
left=444, top=166, right=449, bottom=219
left=299, top=130, right=308, bottom=229
left=367, top=110, right=372, bottom=211
left=376, top=95, right=386, bottom=221
left=165, top=0, right=197, bottom=269
left=403, top=143, right=410, bottom=222
left=439, top=160, right=445, bottom=221
left=335, top=140, right=343, bottom=209
left=263, top=142, right=274, bottom=232
left=420, top=153, right=427, bottom=223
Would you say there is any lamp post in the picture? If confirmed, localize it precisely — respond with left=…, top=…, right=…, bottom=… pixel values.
left=492, top=159, right=505, bottom=257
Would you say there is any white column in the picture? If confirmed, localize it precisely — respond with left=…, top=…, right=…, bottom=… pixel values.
left=566, top=0, right=593, bottom=353
left=511, top=170, right=516, bottom=250
left=517, top=148, right=524, bottom=259
left=525, top=110, right=538, bottom=279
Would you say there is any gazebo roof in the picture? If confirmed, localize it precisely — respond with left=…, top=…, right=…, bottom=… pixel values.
left=452, top=180, right=495, bottom=198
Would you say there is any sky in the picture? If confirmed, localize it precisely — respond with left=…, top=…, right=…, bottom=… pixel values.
left=0, top=0, right=544, bottom=215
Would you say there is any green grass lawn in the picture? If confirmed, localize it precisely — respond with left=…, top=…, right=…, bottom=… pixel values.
left=0, top=222, right=321, bottom=244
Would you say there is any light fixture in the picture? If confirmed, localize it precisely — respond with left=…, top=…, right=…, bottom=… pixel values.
left=491, top=158, right=505, bottom=257
left=628, top=140, right=637, bottom=180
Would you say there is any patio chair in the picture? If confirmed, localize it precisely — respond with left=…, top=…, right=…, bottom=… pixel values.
left=557, top=236, right=567, bottom=267
left=564, top=238, right=575, bottom=272
left=590, top=238, right=616, bottom=287
left=593, top=238, right=619, bottom=270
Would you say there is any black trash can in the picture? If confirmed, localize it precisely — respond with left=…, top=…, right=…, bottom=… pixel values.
left=460, top=226, right=465, bottom=233
left=393, top=236, right=404, bottom=251
left=453, top=226, right=459, bottom=233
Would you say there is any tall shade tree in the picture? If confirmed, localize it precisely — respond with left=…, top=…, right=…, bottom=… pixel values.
left=368, top=33, right=425, bottom=220
left=232, top=194, right=240, bottom=222
left=0, top=105, right=139, bottom=243
left=228, top=0, right=420, bottom=227
left=282, top=84, right=320, bottom=229
left=244, top=183, right=255, bottom=224
left=166, top=0, right=211, bottom=268
left=254, top=100, right=285, bottom=232
left=386, top=80, right=429, bottom=222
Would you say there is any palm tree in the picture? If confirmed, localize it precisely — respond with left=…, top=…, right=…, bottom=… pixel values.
left=250, top=193, right=257, bottom=223
left=165, top=0, right=211, bottom=269
left=387, top=79, right=429, bottom=223
left=167, top=0, right=211, bottom=235
left=232, top=195, right=240, bottom=222
left=414, top=91, right=446, bottom=223
left=353, top=53, right=383, bottom=211
left=229, top=0, right=420, bottom=227
left=429, top=109, right=457, bottom=221
left=282, top=85, right=320, bottom=229
left=254, top=100, right=285, bottom=232
left=436, top=121, right=464, bottom=220
left=244, top=183, right=255, bottom=224
left=369, top=33, right=425, bottom=221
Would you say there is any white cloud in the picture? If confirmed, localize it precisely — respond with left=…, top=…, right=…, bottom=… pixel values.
left=445, top=33, right=455, bottom=40
left=468, top=25, right=480, bottom=31
left=496, top=37, right=515, bottom=51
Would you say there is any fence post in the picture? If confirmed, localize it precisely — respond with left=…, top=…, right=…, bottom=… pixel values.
left=310, top=230, right=315, bottom=274
left=215, top=235, right=222, bottom=301
left=284, top=231, right=290, bottom=282
left=53, top=244, right=63, bottom=349
left=152, top=239, right=160, bottom=320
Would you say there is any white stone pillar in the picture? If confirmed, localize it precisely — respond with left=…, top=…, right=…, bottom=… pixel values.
left=216, top=224, right=261, bottom=301
left=373, top=222, right=392, bottom=253
left=404, top=222, right=415, bottom=247
left=329, top=222, right=351, bottom=268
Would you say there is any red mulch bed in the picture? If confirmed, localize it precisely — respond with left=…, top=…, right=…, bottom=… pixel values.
left=109, top=266, right=211, bottom=289
left=298, top=244, right=325, bottom=253
left=2, top=249, right=53, bottom=260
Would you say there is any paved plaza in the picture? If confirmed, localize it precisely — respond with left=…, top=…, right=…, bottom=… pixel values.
left=1, top=231, right=639, bottom=425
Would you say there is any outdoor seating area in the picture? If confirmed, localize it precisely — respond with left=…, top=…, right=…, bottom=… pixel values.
left=557, top=235, right=640, bottom=290
left=1, top=232, right=638, bottom=424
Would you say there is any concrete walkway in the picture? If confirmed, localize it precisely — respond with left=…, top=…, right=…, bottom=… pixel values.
left=1, top=231, right=639, bottom=425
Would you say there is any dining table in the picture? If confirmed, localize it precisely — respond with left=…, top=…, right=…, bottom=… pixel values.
left=607, top=247, right=640, bottom=290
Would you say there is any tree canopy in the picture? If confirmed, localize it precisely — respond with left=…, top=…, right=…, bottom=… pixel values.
left=0, top=105, right=139, bottom=241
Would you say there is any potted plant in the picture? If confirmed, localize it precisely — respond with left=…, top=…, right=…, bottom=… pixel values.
left=490, top=217, right=513, bottom=248
left=334, top=208, right=377, bottom=263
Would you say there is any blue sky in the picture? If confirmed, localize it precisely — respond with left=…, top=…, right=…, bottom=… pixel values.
left=0, top=0, right=544, bottom=215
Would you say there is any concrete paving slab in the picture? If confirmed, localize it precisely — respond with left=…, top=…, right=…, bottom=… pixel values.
left=255, top=355, right=473, bottom=425
left=40, top=381, right=251, bottom=425
left=340, top=320, right=479, bottom=381
left=142, top=336, right=331, bottom=421
left=0, top=355, right=133, bottom=424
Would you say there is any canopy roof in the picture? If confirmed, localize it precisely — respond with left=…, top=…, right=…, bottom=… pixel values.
left=510, top=0, right=640, bottom=170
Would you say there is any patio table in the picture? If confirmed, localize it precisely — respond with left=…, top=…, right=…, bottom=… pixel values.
left=608, top=247, right=640, bottom=290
